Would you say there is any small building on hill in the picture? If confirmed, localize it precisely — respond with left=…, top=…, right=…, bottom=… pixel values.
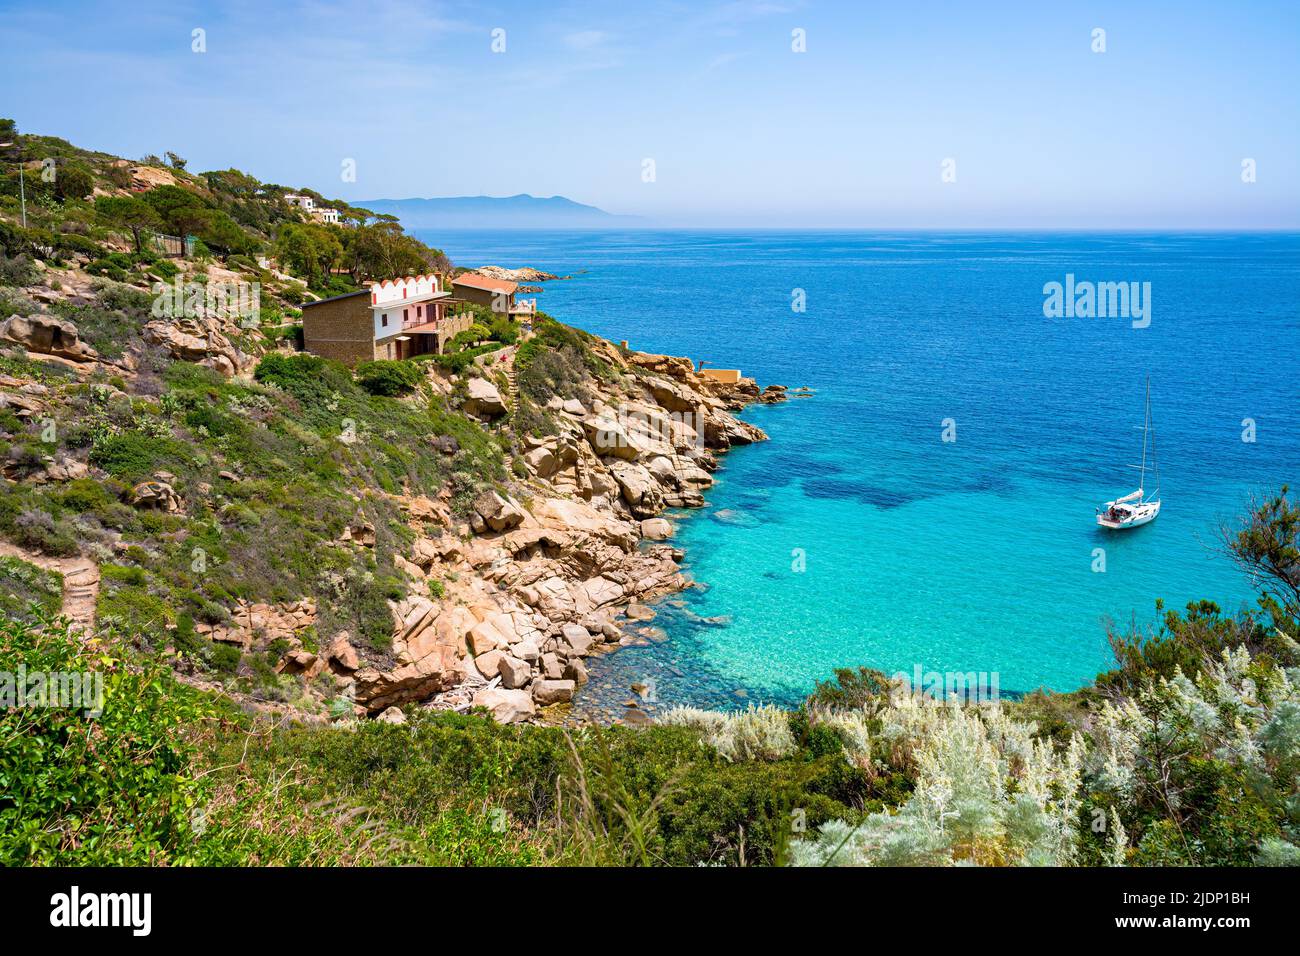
left=451, top=272, right=536, bottom=317
left=301, top=274, right=473, bottom=364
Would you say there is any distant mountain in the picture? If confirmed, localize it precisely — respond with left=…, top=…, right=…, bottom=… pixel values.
left=353, top=194, right=643, bottom=229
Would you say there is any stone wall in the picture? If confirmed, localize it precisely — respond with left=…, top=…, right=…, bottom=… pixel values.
left=302, top=292, right=374, bottom=365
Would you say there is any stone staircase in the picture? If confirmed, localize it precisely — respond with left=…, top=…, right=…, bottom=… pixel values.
left=0, top=543, right=100, bottom=634
left=61, top=560, right=100, bottom=633
left=504, top=365, right=520, bottom=411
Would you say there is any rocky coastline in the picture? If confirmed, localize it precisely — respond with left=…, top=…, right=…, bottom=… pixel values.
left=337, top=345, right=789, bottom=725
left=0, top=245, right=788, bottom=727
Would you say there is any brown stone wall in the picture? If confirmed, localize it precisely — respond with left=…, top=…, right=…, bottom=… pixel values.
left=302, top=292, right=373, bottom=365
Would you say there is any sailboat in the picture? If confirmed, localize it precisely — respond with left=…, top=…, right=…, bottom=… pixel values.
left=1096, top=377, right=1161, bottom=530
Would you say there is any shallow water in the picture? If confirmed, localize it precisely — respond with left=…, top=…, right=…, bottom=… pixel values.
left=423, top=229, right=1300, bottom=710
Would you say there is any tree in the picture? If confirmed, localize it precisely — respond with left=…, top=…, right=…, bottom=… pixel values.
left=165, top=151, right=187, bottom=170
left=95, top=195, right=161, bottom=253
left=274, top=222, right=341, bottom=286
left=141, top=184, right=212, bottom=237
left=54, top=163, right=95, bottom=202
left=1224, top=485, right=1300, bottom=622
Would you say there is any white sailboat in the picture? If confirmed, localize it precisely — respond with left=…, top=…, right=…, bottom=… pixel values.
left=1097, top=377, right=1161, bottom=530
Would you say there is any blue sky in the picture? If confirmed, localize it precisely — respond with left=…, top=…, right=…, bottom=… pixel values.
left=1, top=0, right=1297, bottom=227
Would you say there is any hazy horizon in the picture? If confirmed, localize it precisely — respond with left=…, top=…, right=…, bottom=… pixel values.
left=2, top=0, right=1297, bottom=229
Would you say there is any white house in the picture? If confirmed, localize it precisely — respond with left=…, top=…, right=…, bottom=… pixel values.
left=283, top=193, right=315, bottom=211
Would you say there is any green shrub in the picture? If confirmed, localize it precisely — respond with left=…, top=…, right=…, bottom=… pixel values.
left=89, top=431, right=188, bottom=480
left=0, top=253, right=39, bottom=287
left=355, top=359, right=423, bottom=397
left=0, top=614, right=209, bottom=864
left=0, top=555, right=63, bottom=622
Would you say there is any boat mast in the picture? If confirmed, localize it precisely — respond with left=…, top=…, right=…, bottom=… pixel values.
left=1138, top=375, right=1149, bottom=498
left=1148, top=377, right=1159, bottom=500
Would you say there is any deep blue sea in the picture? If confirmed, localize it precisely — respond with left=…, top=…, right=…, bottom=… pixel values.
left=419, top=230, right=1300, bottom=713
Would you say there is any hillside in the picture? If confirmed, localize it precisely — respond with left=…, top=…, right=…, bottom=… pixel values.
left=354, top=193, right=643, bottom=229
left=2, top=118, right=1300, bottom=869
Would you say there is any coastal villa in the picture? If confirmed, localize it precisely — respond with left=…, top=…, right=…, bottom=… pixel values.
left=284, top=193, right=342, bottom=225
left=451, top=272, right=537, bottom=317
left=301, top=274, right=474, bottom=364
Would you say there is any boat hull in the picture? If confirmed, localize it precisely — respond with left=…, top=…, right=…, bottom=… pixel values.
left=1096, top=501, right=1160, bottom=529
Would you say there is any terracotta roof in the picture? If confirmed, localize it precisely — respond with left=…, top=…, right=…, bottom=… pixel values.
left=452, top=272, right=517, bottom=294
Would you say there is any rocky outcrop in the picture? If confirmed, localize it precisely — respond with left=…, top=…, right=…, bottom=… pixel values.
left=130, top=480, right=183, bottom=513
left=464, top=377, right=507, bottom=418
left=143, top=317, right=251, bottom=378
left=1, top=313, right=97, bottom=362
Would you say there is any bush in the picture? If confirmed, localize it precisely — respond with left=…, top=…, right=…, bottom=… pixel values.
left=355, top=359, right=423, bottom=397
left=0, top=555, right=63, bottom=622
left=0, top=253, right=39, bottom=287
left=0, top=614, right=209, bottom=864
left=89, top=431, right=188, bottom=480
left=254, top=352, right=330, bottom=388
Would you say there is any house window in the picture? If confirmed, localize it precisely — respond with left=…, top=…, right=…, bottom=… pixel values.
left=381, top=314, right=388, bottom=327
left=416, top=306, right=422, bottom=318
left=386, top=343, right=393, bottom=358
left=403, top=308, right=409, bottom=323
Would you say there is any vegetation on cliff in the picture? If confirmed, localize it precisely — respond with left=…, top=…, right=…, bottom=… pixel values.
left=2, top=120, right=1297, bottom=867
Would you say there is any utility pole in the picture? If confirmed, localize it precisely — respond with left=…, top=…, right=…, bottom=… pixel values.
left=0, top=140, right=26, bottom=227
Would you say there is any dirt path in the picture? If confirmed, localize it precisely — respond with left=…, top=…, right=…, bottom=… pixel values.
left=0, top=541, right=99, bottom=633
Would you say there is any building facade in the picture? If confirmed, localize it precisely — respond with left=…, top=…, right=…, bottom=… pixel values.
left=302, top=274, right=473, bottom=364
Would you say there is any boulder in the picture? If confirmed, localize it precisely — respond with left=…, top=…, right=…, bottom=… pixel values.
left=275, top=648, right=325, bottom=678
left=640, top=517, right=673, bottom=540
left=498, top=654, right=531, bottom=689
left=327, top=632, right=360, bottom=671
left=0, top=313, right=97, bottom=362
left=376, top=706, right=407, bottom=725
left=141, top=321, right=211, bottom=362
left=472, top=687, right=536, bottom=724
left=532, top=679, right=576, bottom=705
left=563, top=658, right=589, bottom=685
left=471, top=647, right=506, bottom=680
left=583, top=415, right=642, bottom=461
left=473, top=490, right=526, bottom=533
left=609, top=462, right=664, bottom=517
left=130, top=480, right=183, bottom=513
left=464, top=377, right=507, bottom=418
left=524, top=444, right=559, bottom=478
left=559, top=623, right=595, bottom=657
left=647, top=377, right=701, bottom=414
left=541, top=652, right=564, bottom=680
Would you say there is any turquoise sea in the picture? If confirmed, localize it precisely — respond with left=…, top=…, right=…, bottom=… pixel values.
left=419, top=230, right=1300, bottom=711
